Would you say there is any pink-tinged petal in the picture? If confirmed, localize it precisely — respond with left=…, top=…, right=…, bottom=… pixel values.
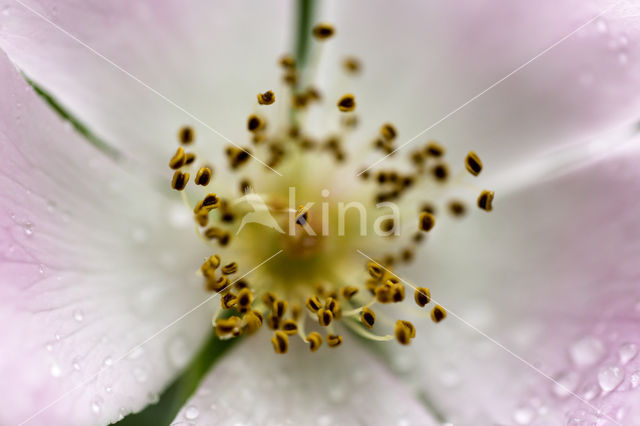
left=170, top=334, right=439, bottom=426
left=0, top=0, right=292, bottom=172
left=389, top=138, right=640, bottom=424
left=318, top=0, right=640, bottom=174
left=0, top=51, right=212, bottom=424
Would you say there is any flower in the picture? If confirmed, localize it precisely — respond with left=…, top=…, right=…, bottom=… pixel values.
left=1, top=1, right=640, bottom=425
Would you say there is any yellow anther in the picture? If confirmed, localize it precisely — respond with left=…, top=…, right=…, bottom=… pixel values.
left=391, top=283, right=405, bottom=302
left=281, top=319, right=298, bottom=335
left=477, top=190, right=495, bottom=212
left=307, top=332, right=323, bottom=352
left=218, top=232, right=231, bottom=247
left=412, top=232, right=425, bottom=244
left=261, top=291, right=277, bottom=306
left=394, top=320, right=416, bottom=345
left=195, top=213, right=209, bottom=227
left=401, top=249, right=414, bottom=262
left=306, top=295, right=322, bottom=313
left=243, top=310, right=263, bottom=334
left=360, top=307, right=376, bottom=329
left=337, top=94, right=356, bottom=112
left=380, top=123, right=397, bottom=141
left=317, top=308, right=333, bottom=326
left=203, top=227, right=223, bottom=240
left=431, top=305, right=447, bottom=323
left=306, top=86, right=322, bottom=101
left=419, top=211, right=436, bottom=232
left=448, top=200, right=466, bottom=217
left=425, top=141, right=445, bottom=157
left=221, top=262, right=238, bottom=275
left=226, top=146, right=252, bottom=169
left=169, top=147, right=186, bottom=170
left=236, top=288, right=254, bottom=312
left=234, top=280, right=249, bottom=290
left=279, top=54, right=296, bottom=69
left=178, top=126, right=195, bottom=145
left=171, top=170, right=189, bottom=191
left=414, top=287, right=431, bottom=307
left=203, top=254, right=221, bottom=270
left=312, top=23, right=335, bottom=40
left=295, top=205, right=310, bottom=226
left=266, top=313, right=280, bottom=330
left=375, top=283, right=393, bottom=304
left=343, top=56, right=361, bottom=74
left=432, top=163, right=449, bottom=182
left=194, top=193, right=220, bottom=214
left=326, top=334, right=343, bottom=347
left=207, top=275, right=230, bottom=293
left=341, top=286, right=359, bottom=299
left=292, top=93, right=309, bottom=109
left=195, top=167, right=212, bottom=186
left=214, top=316, right=242, bottom=337
left=282, top=70, right=298, bottom=86
left=271, top=331, right=289, bottom=354
left=367, top=261, right=384, bottom=280
left=184, top=153, right=196, bottom=166
left=325, top=297, right=341, bottom=319
left=221, top=292, right=237, bottom=309
left=247, top=115, right=265, bottom=133
left=291, top=304, right=302, bottom=320
left=257, top=90, right=276, bottom=105
left=273, top=300, right=288, bottom=318
left=465, top=151, right=483, bottom=176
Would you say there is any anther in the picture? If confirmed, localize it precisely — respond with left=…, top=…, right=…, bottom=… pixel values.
left=325, top=297, right=341, bottom=319
left=207, top=275, right=230, bottom=293
left=394, top=320, right=416, bottom=345
left=391, top=283, right=405, bottom=302
left=194, top=193, right=220, bottom=214
left=236, top=288, right=254, bottom=313
left=431, top=305, right=447, bottom=323
left=307, top=332, right=323, bottom=352
left=247, top=115, right=265, bottom=133
left=195, top=166, right=212, bottom=186
left=337, top=94, right=356, bottom=112
left=273, top=300, right=288, bottom=318
left=169, top=147, right=186, bottom=170
left=380, top=123, right=397, bottom=141
left=291, top=305, right=302, bottom=320
left=178, top=126, right=195, bottom=145
left=266, top=313, right=280, bottom=330
left=306, top=295, right=322, bottom=313
left=262, top=291, right=277, bottom=306
left=375, top=283, right=393, bottom=304
left=295, top=205, right=310, bottom=226
left=221, top=292, right=238, bottom=309
left=271, top=331, right=289, bottom=354
left=367, top=261, right=383, bottom=280
left=448, top=200, right=466, bottom=217
left=343, top=56, right=361, bottom=74
left=184, top=153, right=196, bottom=166
left=326, top=334, right=343, bottom=347
left=465, top=151, right=483, bottom=176
left=243, top=310, right=263, bottom=334
left=279, top=54, right=296, bottom=69
left=215, top=316, right=241, bottom=338
left=360, top=307, right=376, bottom=329
left=341, top=286, right=359, bottom=299
left=477, top=190, right=494, bottom=212
left=317, top=308, right=333, bottom=326
left=419, top=211, right=436, bottom=232
left=312, top=23, right=335, bottom=40
left=281, top=319, right=298, bottom=335
left=171, top=170, right=189, bottom=191
left=257, top=90, right=275, bottom=105
left=414, top=287, right=431, bottom=307
left=432, top=163, right=449, bottom=181
left=221, top=262, right=238, bottom=275
left=425, top=141, right=445, bottom=157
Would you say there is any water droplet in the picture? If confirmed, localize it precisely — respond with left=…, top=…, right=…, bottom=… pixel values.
left=23, top=222, right=33, bottom=236
left=72, top=357, right=81, bottom=371
left=50, top=363, right=61, bottom=377
left=73, top=309, right=84, bottom=322
left=184, top=405, right=199, bottom=420
left=105, top=385, right=113, bottom=393
left=91, top=397, right=102, bottom=414
left=596, top=19, right=608, bottom=34
left=133, top=367, right=148, bottom=383
left=553, top=371, right=579, bottom=397
left=54, top=333, right=62, bottom=341
left=581, top=383, right=600, bottom=401
left=168, top=335, right=191, bottom=369
left=598, top=365, right=624, bottom=392
left=570, top=336, right=605, bottom=367
left=630, top=371, right=640, bottom=388
left=45, top=342, right=54, bottom=352
left=513, top=405, right=535, bottom=425
left=103, top=356, right=113, bottom=367
left=38, top=264, right=46, bottom=275
left=618, top=343, right=637, bottom=365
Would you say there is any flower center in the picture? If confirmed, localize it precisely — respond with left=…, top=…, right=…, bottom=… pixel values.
left=167, top=23, right=494, bottom=354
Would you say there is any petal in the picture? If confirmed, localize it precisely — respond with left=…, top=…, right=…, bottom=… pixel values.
left=0, top=51, right=212, bottom=424
left=0, top=0, right=292, bottom=172
left=390, top=137, right=640, bottom=424
left=318, top=0, right=640, bottom=174
left=170, top=334, right=439, bottom=426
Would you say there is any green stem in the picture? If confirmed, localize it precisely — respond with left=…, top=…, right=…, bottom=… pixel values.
left=293, top=0, right=315, bottom=70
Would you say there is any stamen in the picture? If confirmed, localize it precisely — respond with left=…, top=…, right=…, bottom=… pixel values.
left=418, top=211, right=436, bottom=232
left=257, top=90, right=276, bottom=105
left=306, top=332, right=323, bottom=352
left=169, top=147, right=186, bottom=170
left=281, top=319, right=298, bottom=335
left=178, top=126, right=195, bottom=145
left=326, top=334, right=343, bottom=347
left=337, top=94, right=356, bottom=112
left=171, top=171, right=189, bottom=191
left=448, top=200, right=466, bottom=217
left=477, top=190, right=495, bottom=212
left=271, top=331, right=289, bottom=354
left=312, top=23, right=335, bottom=40
left=465, top=151, right=483, bottom=176
left=360, top=307, right=376, bottom=329
left=343, top=56, right=361, bottom=74
left=317, top=308, right=333, bottom=326
left=414, top=287, right=431, bottom=307
left=394, top=320, right=416, bottom=345
left=195, top=166, right=212, bottom=186
left=431, top=305, right=447, bottom=323
left=425, top=141, right=445, bottom=157
left=306, top=295, right=322, bottom=313
left=243, top=310, right=263, bottom=334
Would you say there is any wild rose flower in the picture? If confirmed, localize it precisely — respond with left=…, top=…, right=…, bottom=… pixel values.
left=1, top=1, right=640, bottom=425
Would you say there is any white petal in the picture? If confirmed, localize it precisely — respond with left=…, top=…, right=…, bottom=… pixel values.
left=171, top=334, right=439, bottom=426
left=0, top=51, right=211, bottom=424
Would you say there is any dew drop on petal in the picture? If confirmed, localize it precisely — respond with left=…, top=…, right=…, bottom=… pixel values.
left=23, top=222, right=33, bottom=236
left=103, top=356, right=113, bottom=367
left=618, top=343, right=638, bottom=365
left=570, top=336, right=605, bottom=367
left=596, top=19, right=608, bottom=34
left=598, top=365, right=624, bottom=392
left=513, top=405, right=535, bottom=425
left=50, top=363, right=61, bottom=377
left=105, top=385, right=113, bottom=393
left=73, top=309, right=84, bottom=322
left=133, top=367, right=148, bottom=383
left=91, top=397, right=102, bottom=414
left=72, top=357, right=81, bottom=371
left=184, top=405, right=200, bottom=420
left=630, top=371, right=640, bottom=388
left=553, top=370, right=579, bottom=397
left=581, top=383, right=600, bottom=401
